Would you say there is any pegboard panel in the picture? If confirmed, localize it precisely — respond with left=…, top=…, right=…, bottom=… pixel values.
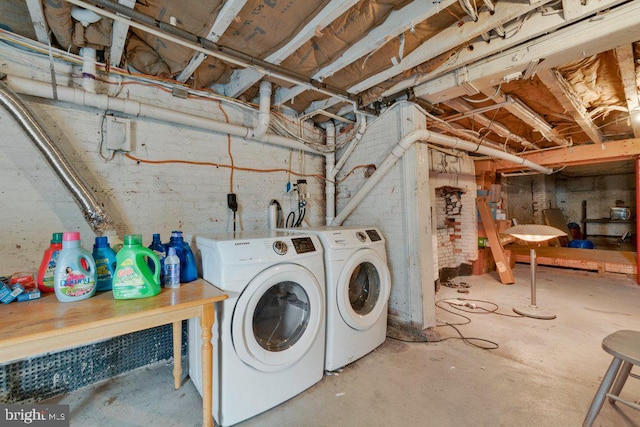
left=0, top=321, right=188, bottom=403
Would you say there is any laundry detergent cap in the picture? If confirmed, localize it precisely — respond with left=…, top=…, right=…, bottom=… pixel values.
left=51, top=232, right=63, bottom=244
left=63, top=232, right=81, bottom=242
left=93, top=236, right=109, bottom=249
left=124, top=234, right=143, bottom=246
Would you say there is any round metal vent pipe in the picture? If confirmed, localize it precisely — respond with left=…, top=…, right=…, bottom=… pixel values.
left=0, top=79, right=113, bottom=233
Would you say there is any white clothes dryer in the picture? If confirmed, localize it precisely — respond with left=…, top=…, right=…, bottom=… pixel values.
left=279, top=226, right=391, bottom=371
left=188, top=231, right=325, bottom=427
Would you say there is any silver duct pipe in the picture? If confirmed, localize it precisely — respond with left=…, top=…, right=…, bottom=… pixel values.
left=0, top=79, right=112, bottom=233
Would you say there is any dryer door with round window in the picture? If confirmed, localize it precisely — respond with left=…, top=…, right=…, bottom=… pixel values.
left=336, top=248, right=391, bottom=331
left=232, top=263, right=323, bottom=373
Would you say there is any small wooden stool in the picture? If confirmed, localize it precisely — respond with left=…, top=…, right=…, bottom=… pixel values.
left=583, top=330, right=640, bottom=426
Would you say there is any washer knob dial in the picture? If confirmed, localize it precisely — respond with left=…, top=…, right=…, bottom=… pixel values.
left=356, top=231, right=367, bottom=242
left=273, top=240, right=288, bottom=255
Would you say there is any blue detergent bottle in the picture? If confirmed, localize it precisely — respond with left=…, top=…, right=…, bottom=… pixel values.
left=148, top=233, right=166, bottom=285
left=166, top=231, right=198, bottom=283
left=54, top=232, right=97, bottom=302
left=93, top=236, right=117, bottom=291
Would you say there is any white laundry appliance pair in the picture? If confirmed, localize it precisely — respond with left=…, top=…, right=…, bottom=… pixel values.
left=188, top=231, right=325, bottom=427
left=280, top=226, right=391, bottom=371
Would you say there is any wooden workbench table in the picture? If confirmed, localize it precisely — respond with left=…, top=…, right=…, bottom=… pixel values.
left=0, top=278, right=227, bottom=427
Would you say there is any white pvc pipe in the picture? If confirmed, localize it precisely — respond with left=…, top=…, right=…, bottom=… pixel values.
left=331, top=128, right=552, bottom=225
left=5, top=76, right=323, bottom=155
left=251, top=80, right=271, bottom=140
left=80, top=47, right=97, bottom=93
left=332, top=115, right=367, bottom=179
left=325, top=124, right=336, bottom=225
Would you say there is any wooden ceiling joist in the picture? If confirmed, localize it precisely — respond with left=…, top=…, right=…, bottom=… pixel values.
left=225, top=0, right=361, bottom=98
left=308, top=0, right=553, bottom=114
left=614, top=44, right=640, bottom=138
left=537, top=68, right=604, bottom=144
left=176, top=0, right=248, bottom=83
left=430, top=122, right=506, bottom=151
left=25, top=0, right=50, bottom=45
left=414, top=1, right=640, bottom=105
left=475, top=138, right=640, bottom=173
left=444, top=98, right=540, bottom=149
left=274, top=0, right=458, bottom=106
left=387, top=0, right=629, bottom=100
left=109, top=0, right=136, bottom=68
left=479, top=88, right=569, bottom=146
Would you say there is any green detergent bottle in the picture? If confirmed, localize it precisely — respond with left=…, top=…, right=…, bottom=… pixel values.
left=112, top=234, right=161, bottom=299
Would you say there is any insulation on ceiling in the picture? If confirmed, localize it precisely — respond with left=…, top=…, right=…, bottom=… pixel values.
left=129, top=0, right=224, bottom=75
left=44, top=0, right=75, bottom=52
left=323, top=5, right=461, bottom=91
left=559, top=52, right=630, bottom=138
left=280, top=0, right=412, bottom=77
left=192, top=55, right=235, bottom=89
left=217, top=0, right=333, bottom=59
left=72, top=18, right=113, bottom=49
left=559, top=52, right=625, bottom=113
left=126, top=33, right=171, bottom=77
left=282, top=1, right=462, bottom=112
left=0, top=0, right=37, bottom=40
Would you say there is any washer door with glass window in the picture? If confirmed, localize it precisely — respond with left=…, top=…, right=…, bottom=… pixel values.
left=232, top=263, right=323, bottom=373
left=336, top=248, right=390, bottom=331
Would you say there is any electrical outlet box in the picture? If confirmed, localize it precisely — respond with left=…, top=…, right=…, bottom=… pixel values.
left=105, top=116, right=131, bottom=152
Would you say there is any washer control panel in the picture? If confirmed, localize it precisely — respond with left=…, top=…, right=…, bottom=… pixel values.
left=291, top=237, right=316, bottom=254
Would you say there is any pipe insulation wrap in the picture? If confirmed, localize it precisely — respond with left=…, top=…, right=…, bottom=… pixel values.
left=0, top=80, right=112, bottom=233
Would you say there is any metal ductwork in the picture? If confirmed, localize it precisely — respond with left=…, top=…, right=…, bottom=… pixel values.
left=0, top=78, right=112, bottom=233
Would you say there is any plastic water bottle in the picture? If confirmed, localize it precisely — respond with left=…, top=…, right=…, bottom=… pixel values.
left=148, top=233, right=166, bottom=284
left=92, top=236, right=117, bottom=291
left=166, top=231, right=197, bottom=283
left=54, top=232, right=97, bottom=302
left=164, top=247, right=180, bottom=288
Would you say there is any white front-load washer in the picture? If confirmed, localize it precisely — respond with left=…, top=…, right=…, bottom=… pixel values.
left=187, top=231, right=325, bottom=426
left=279, top=226, right=391, bottom=371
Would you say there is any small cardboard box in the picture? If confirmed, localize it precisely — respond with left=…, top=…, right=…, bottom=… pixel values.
left=0, top=283, right=24, bottom=304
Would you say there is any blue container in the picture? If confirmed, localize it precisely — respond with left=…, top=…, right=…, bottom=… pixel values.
left=93, top=236, right=117, bottom=291
left=148, top=233, right=167, bottom=284
left=166, top=231, right=198, bottom=283
left=567, top=239, right=595, bottom=249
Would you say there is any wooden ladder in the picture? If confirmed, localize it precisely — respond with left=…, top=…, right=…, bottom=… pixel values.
left=476, top=197, right=515, bottom=284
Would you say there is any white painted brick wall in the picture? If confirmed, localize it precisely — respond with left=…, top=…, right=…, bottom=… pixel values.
left=336, top=104, right=423, bottom=326
left=0, top=46, right=324, bottom=273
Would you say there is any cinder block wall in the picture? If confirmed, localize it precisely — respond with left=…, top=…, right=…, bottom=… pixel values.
left=504, top=174, right=556, bottom=225
left=555, top=173, right=636, bottom=235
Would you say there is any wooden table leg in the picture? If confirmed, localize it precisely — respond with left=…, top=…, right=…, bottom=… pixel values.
left=200, top=304, right=214, bottom=427
left=172, top=321, right=182, bottom=389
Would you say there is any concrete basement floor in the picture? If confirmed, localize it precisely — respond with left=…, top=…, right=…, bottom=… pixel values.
left=44, top=264, right=640, bottom=427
